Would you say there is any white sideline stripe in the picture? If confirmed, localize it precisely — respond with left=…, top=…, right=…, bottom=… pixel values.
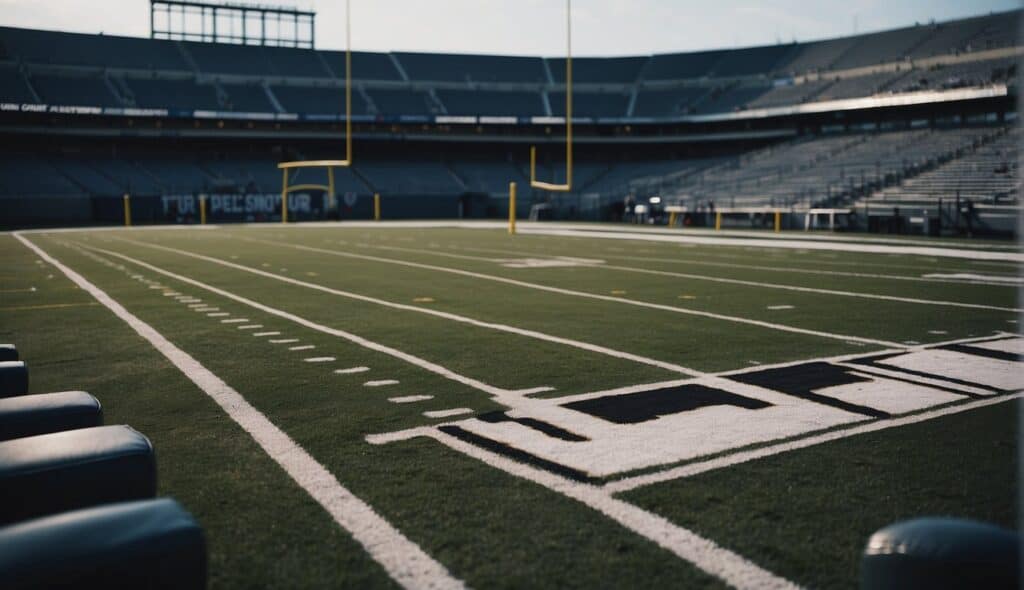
left=253, top=331, right=281, bottom=337
left=363, top=242, right=1020, bottom=313
left=518, top=227, right=1024, bottom=263
left=120, top=238, right=704, bottom=377
left=417, top=427, right=797, bottom=590
left=238, top=324, right=263, bottom=330
left=305, top=356, right=335, bottom=363
left=222, top=318, right=249, bottom=324
left=14, top=233, right=465, bottom=590
left=289, top=344, right=315, bottom=350
left=251, top=238, right=902, bottom=349
left=365, top=380, right=400, bottom=387
left=336, top=366, right=371, bottom=374
left=604, top=392, right=1024, bottom=494
left=87, top=246, right=514, bottom=397
left=270, top=339, right=300, bottom=344
left=390, top=395, right=434, bottom=404
left=423, top=408, right=474, bottom=419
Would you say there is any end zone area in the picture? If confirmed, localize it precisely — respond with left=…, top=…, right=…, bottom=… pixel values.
left=2, top=222, right=1019, bottom=589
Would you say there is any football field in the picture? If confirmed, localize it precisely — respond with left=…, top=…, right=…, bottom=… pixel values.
left=2, top=222, right=1020, bottom=589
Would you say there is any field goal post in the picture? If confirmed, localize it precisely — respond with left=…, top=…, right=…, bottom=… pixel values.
left=512, top=0, right=572, bottom=234
left=278, top=0, right=353, bottom=224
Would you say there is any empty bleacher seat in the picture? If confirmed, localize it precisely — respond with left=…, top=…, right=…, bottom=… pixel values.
left=436, top=89, right=544, bottom=116
left=0, top=498, right=206, bottom=590
left=0, top=67, right=37, bottom=104
left=31, top=74, right=121, bottom=107
left=367, top=88, right=434, bottom=115
left=549, top=91, right=630, bottom=118
left=0, top=27, right=188, bottom=70
left=125, top=78, right=221, bottom=111
left=394, top=52, right=547, bottom=83
left=0, top=391, right=102, bottom=441
left=548, top=56, right=648, bottom=83
left=644, top=50, right=727, bottom=81
left=321, top=51, right=403, bottom=80
left=263, top=46, right=330, bottom=78
left=272, top=84, right=370, bottom=115
left=711, top=44, right=796, bottom=77
left=0, top=425, right=156, bottom=525
left=221, top=84, right=275, bottom=113
left=632, top=87, right=708, bottom=117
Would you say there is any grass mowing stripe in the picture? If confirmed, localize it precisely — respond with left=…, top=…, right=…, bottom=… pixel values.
left=428, top=242, right=1021, bottom=287
left=376, top=428, right=799, bottom=590
left=605, top=391, right=1024, bottom=493
left=113, top=237, right=704, bottom=378
left=83, top=244, right=515, bottom=397
left=350, top=242, right=1020, bottom=312
left=245, top=236, right=906, bottom=349
left=16, top=233, right=465, bottom=590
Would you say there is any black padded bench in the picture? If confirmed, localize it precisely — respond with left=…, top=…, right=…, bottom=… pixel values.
left=0, top=425, right=156, bottom=525
left=0, top=498, right=206, bottom=589
left=0, top=344, right=17, bottom=362
left=0, top=391, right=103, bottom=441
left=0, top=361, right=28, bottom=397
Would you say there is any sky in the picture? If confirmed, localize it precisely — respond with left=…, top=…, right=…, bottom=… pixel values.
left=0, top=0, right=1019, bottom=57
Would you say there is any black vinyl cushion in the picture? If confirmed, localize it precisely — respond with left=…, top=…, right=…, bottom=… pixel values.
left=0, top=425, right=156, bottom=525
left=861, top=517, right=1019, bottom=589
left=0, top=498, right=206, bottom=589
left=0, top=344, right=17, bottom=362
left=0, top=391, right=103, bottom=441
left=0, top=361, right=28, bottom=397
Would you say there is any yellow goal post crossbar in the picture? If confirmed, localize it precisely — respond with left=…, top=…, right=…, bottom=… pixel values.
left=529, top=0, right=572, bottom=193
left=278, top=0, right=353, bottom=223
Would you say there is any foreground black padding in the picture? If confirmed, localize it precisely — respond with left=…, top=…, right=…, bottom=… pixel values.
left=0, top=361, right=28, bottom=397
left=0, top=391, right=103, bottom=441
left=0, top=498, right=206, bottom=590
left=861, top=517, right=1019, bottom=589
left=0, top=425, right=156, bottom=525
left=0, top=344, right=17, bottom=362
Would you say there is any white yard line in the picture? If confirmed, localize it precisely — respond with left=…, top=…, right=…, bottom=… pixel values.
left=113, top=237, right=707, bottom=378
left=356, top=242, right=1019, bottom=313
left=381, top=427, right=798, bottom=590
left=14, top=233, right=465, bottom=590
left=83, top=245, right=516, bottom=398
left=245, top=237, right=904, bottom=349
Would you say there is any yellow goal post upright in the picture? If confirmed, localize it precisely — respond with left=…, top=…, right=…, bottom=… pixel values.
left=513, top=0, right=572, bottom=234
left=278, top=0, right=353, bottom=224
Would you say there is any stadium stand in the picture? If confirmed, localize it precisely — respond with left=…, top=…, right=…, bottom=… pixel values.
left=829, top=25, right=933, bottom=70
left=547, top=56, right=647, bottom=83
left=271, top=83, right=371, bottom=115
left=777, top=37, right=860, bottom=75
left=631, top=87, right=708, bottom=117
left=355, top=159, right=463, bottom=194
left=367, top=88, right=435, bottom=115
left=449, top=160, right=527, bottom=194
left=0, top=27, right=188, bottom=70
left=549, top=91, right=631, bottom=118
left=263, top=46, right=332, bottom=78
left=320, top=51, right=403, bottom=80
left=0, top=67, right=38, bottom=103
left=692, top=85, right=770, bottom=114
left=30, top=74, right=122, bottom=107
left=710, top=44, right=796, bottom=77
left=747, top=79, right=833, bottom=109
left=221, top=83, right=276, bottom=113
left=393, top=52, right=547, bottom=83
left=124, top=77, right=221, bottom=110
left=643, top=50, right=728, bottom=81
left=436, top=89, right=544, bottom=116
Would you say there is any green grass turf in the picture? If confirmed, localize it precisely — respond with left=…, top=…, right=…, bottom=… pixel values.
left=1, top=224, right=1018, bottom=589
